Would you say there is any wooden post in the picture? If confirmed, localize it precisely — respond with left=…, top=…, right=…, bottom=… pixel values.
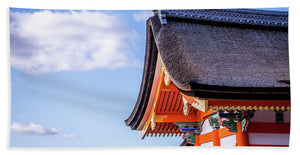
left=236, top=121, right=249, bottom=146
left=212, top=129, right=220, bottom=146
left=194, top=135, right=201, bottom=146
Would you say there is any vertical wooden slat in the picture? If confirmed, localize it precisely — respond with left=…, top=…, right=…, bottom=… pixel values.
left=161, top=91, right=170, bottom=112
left=165, top=92, right=174, bottom=112
left=169, top=92, right=178, bottom=112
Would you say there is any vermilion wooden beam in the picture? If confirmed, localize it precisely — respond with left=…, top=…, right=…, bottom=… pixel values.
left=154, top=114, right=199, bottom=123
left=198, top=132, right=212, bottom=144
left=161, top=83, right=179, bottom=92
left=248, top=123, right=290, bottom=133
left=198, top=128, right=235, bottom=144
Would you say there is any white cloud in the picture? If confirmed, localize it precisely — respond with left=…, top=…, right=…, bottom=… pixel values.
left=133, top=11, right=153, bottom=22
left=10, top=122, right=59, bottom=135
left=11, top=122, right=79, bottom=138
left=10, top=10, right=141, bottom=74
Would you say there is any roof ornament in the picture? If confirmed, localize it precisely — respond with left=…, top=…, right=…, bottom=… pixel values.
left=154, top=10, right=167, bottom=25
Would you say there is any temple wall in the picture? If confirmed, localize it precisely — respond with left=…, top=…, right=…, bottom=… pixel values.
left=248, top=133, right=289, bottom=146
left=201, top=141, right=213, bottom=147
left=284, top=111, right=290, bottom=123
left=250, top=111, right=275, bottom=122
left=220, top=135, right=236, bottom=146
left=201, top=119, right=212, bottom=134
left=250, top=110, right=290, bottom=123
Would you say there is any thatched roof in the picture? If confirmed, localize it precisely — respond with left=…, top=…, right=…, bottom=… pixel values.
left=152, top=9, right=289, bottom=99
left=125, top=9, right=289, bottom=130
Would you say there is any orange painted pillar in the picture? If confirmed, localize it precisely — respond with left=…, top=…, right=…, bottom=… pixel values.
left=236, top=121, right=249, bottom=146
left=194, top=135, right=201, bottom=146
left=212, top=129, right=220, bottom=146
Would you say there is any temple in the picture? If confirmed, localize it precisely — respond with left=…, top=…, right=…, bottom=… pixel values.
left=125, top=9, right=290, bottom=147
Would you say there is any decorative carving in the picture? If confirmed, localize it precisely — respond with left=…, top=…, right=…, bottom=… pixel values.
left=208, top=113, right=220, bottom=129
left=222, top=119, right=237, bottom=132
left=219, top=111, right=254, bottom=121
left=208, top=105, right=290, bottom=112
left=183, top=131, right=196, bottom=144
left=218, top=111, right=252, bottom=132
left=191, top=98, right=207, bottom=112
left=182, top=97, right=189, bottom=116
left=174, top=121, right=204, bottom=145
left=241, top=117, right=250, bottom=132
left=174, top=121, right=203, bottom=135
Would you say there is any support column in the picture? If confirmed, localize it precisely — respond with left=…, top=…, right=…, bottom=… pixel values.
left=209, top=113, right=221, bottom=146
left=194, top=135, right=201, bottom=146
left=212, top=129, right=220, bottom=146
left=236, top=121, right=249, bottom=146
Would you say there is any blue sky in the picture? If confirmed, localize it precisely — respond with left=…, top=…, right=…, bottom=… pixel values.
left=9, top=8, right=184, bottom=147
left=9, top=7, right=289, bottom=148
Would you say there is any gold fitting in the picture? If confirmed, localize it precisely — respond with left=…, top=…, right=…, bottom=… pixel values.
left=230, top=106, right=235, bottom=110
left=225, top=106, right=229, bottom=110
left=215, top=106, right=219, bottom=111
left=264, top=106, right=269, bottom=111
left=242, top=106, right=247, bottom=110
left=219, top=106, right=224, bottom=110
left=247, top=106, right=252, bottom=111
left=253, top=106, right=258, bottom=111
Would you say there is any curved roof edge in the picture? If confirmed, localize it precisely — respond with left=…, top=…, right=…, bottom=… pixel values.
left=125, top=19, right=158, bottom=130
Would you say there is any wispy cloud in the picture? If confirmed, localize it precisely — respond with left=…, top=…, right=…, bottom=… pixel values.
left=11, top=122, right=78, bottom=138
left=61, top=134, right=79, bottom=139
left=133, top=11, right=153, bottom=22
left=11, top=122, right=59, bottom=135
left=10, top=10, right=141, bottom=74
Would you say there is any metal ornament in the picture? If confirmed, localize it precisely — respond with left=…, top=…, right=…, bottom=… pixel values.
left=191, top=98, right=207, bottom=113
left=164, top=70, right=171, bottom=86
left=182, top=97, right=189, bottom=116
left=150, top=113, right=156, bottom=130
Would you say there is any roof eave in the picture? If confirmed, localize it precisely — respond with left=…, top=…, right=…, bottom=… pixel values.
left=125, top=18, right=158, bottom=130
left=179, top=82, right=290, bottom=100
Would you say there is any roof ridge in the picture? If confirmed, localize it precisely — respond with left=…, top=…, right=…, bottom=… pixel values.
left=155, top=9, right=288, bottom=28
